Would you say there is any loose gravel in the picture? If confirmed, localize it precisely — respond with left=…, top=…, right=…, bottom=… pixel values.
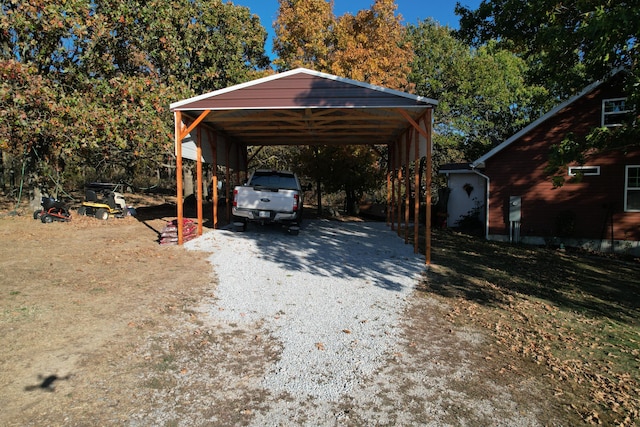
left=185, top=219, right=425, bottom=412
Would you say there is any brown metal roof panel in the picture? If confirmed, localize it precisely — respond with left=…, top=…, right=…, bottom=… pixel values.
left=170, top=68, right=437, bottom=111
left=177, top=96, right=425, bottom=110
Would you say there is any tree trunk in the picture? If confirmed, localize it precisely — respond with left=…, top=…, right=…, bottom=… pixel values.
left=345, top=189, right=359, bottom=216
left=316, top=178, right=322, bottom=215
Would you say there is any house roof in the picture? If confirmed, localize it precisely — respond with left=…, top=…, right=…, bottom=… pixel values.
left=170, top=67, right=438, bottom=147
left=471, top=70, right=622, bottom=168
left=438, top=162, right=473, bottom=174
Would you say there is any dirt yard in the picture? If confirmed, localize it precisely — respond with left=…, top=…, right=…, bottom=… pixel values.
left=1, top=194, right=631, bottom=426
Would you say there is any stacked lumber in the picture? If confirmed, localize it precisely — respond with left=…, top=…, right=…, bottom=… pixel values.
left=159, top=219, right=197, bottom=245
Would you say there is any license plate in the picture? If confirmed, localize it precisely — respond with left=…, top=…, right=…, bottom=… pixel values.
left=259, top=211, right=270, bottom=218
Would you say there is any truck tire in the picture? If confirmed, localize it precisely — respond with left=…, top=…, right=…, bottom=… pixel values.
left=232, top=216, right=247, bottom=232
left=288, top=224, right=300, bottom=236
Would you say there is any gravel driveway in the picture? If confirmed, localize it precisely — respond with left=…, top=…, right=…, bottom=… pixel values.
left=186, top=219, right=423, bottom=400
left=185, top=219, right=544, bottom=426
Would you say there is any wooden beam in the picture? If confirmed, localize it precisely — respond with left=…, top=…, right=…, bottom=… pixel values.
left=179, top=110, right=210, bottom=141
left=395, top=108, right=431, bottom=141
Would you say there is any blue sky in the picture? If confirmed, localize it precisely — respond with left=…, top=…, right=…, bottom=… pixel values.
left=233, top=0, right=482, bottom=57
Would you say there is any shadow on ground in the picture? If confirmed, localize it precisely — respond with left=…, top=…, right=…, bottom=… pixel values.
left=422, top=229, right=640, bottom=325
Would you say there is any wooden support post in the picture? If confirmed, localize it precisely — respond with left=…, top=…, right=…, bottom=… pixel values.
left=396, top=159, right=402, bottom=237
left=386, top=167, right=391, bottom=226
left=425, top=110, right=433, bottom=265
left=404, top=132, right=411, bottom=244
left=211, top=131, right=218, bottom=229
left=414, top=126, right=420, bottom=254
left=175, top=112, right=184, bottom=245
left=225, top=142, right=231, bottom=223
left=196, top=126, right=203, bottom=236
left=388, top=142, right=395, bottom=229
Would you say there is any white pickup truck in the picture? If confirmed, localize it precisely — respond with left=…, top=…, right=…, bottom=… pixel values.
left=232, top=170, right=304, bottom=235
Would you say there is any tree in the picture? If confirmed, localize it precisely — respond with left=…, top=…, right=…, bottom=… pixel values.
left=272, top=0, right=411, bottom=212
left=455, top=0, right=639, bottom=182
left=407, top=19, right=549, bottom=165
left=273, top=0, right=335, bottom=71
left=455, top=0, right=638, bottom=95
left=0, top=0, right=90, bottom=76
left=273, top=0, right=413, bottom=89
left=329, top=0, right=413, bottom=90
left=293, top=145, right=384, bottom=215
left=1, top=0, right=271, bottom=194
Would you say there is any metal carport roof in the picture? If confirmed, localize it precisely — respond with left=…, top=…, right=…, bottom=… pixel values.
left=170, top=68, right=438, bottom=264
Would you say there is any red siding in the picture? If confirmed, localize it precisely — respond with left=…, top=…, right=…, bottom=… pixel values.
left=484, top=75, right=640, bottom=241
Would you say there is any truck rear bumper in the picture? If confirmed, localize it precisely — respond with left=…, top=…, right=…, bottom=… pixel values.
left=233, top=208, right=298, bottom=223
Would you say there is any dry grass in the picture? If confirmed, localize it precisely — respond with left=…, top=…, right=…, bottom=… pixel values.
left=421, top=229, right=640, bottom=425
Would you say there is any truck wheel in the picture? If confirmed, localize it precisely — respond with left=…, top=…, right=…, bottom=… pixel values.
left=33, top=210, right=42, bottom=220
left=77, top=206, right=87, bottom=216
left=95, top=208, right=109, bottom=220
left=232, top=216, right=247, bottom=232
left=288, top=225, right=300, bottom=236
left=41, top=214, right=53, bottom=223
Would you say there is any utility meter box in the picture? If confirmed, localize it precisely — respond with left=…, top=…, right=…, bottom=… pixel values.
left=509, top=196, right=522, bottom=222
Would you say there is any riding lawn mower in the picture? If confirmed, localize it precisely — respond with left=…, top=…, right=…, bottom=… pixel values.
left=33, top=196, right=72, bottom=223
left=77, top=183, right=128, bottom=220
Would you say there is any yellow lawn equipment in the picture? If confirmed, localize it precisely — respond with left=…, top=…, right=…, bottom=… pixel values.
left=77, top=183, right=127, bottom=220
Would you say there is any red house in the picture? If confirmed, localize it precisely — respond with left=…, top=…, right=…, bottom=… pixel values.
left=447, top=71, right=640, bottom=255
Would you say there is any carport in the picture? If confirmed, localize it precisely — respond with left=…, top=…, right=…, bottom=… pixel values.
left=169, top=68, right=437, bottom=264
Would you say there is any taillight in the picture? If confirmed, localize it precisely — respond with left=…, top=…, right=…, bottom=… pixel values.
left=293, top=194, right=299, bottom=211
left=233, top=189, right=238, bottom=207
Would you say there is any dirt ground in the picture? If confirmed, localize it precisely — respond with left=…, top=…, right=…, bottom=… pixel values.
left=1, top=194, right=580, bottom=426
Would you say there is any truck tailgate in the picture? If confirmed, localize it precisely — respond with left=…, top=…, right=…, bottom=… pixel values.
left=235, top=188, right=298, bottom=212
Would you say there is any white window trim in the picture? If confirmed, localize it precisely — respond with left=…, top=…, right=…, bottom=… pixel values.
left=625, top=165, right=640, bottom=212
left=602, top=97, right=631, bottom=127
left=568, top=165, right=600, bottom=176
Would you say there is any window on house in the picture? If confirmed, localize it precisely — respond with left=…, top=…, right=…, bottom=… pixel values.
left=626, top=165, right=640, bottom=212
left=602, top=98, right=632, bottom=127
left=568, top=166, right=600, bottom=176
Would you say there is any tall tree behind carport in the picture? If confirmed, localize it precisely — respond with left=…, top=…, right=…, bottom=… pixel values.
left=329, top=0, right=413, bottom=91
left=273, top=0, right=335, bottom=72
left=272, top=0, right=412, bottom=215
left=293, top=145, right=384, bottom=216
